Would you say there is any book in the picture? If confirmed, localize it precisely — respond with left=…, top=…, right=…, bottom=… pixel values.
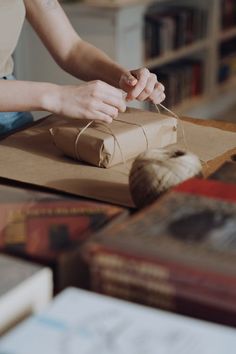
left=83, top=178, right=236, bottom=326
left=151, top=59, right=203, bottom=109
left=219, top=38, right=236, bottom=83
left=0, top=254, right=52, bottom=335
left=221, top=0, right=236, bottom=29
left=1, top=287, right=236, bottom=354
left=145, top=5, right=208, bottom=59
left=0, top=184, right=128, bottom=292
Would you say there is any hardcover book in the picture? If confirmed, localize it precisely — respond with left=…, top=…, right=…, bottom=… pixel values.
left=1, top=287, right=236, bottom=354
left=83, top=178, right=236, bottom=326
left=0, top=254, right=52, bottom=335
left=0, top=184, right=128, bottom=291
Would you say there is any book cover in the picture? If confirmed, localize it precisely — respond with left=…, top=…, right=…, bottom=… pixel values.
left=0, top=254, right=52, bottom=335
left=84, top=178, right=236, bottom=325
left=1, top=287, right=236, bottom=354
left=0, top=184, right=128, bottom=291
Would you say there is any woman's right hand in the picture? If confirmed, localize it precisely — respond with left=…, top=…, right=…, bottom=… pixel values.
left=45, top=80, right=126, bottom=124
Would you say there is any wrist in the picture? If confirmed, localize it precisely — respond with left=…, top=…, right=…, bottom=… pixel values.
left=40, top=83, right=62, bottom=114
left=106, top=64, right=128, bottom=88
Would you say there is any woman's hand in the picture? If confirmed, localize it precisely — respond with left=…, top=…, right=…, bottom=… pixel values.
left=45, top=80, right=126, bottom=123
left=119, top=68, right=165, bottom=104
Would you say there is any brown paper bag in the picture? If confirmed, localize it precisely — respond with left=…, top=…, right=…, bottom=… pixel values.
left=50, top=109, right=177, bottom=168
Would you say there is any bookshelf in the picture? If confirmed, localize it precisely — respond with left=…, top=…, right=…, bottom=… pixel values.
left=15, top=0, right=236, bottom=118
left=144, top=39, right=210, bottom=69
left=219, top=26, right=236, bottom=42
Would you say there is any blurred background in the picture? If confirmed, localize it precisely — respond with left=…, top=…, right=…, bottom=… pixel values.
left=14, top=0, right=236, bottom=121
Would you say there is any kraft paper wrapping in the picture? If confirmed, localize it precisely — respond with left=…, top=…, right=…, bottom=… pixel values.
left=50, top=110, right=177, bottom=168
left=0, top=109, right=236, bottom=207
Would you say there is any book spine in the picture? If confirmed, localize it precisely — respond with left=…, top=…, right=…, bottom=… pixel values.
left=87, top=245, right=236, bottom=300
left=144, top=6, right=208, bottom=60
left=88, top=248, right=236, bottom=326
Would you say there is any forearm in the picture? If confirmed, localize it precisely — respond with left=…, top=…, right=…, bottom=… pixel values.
left=24, top=0, right=128, bottom=88
left=0, top=80, right=58, bottom=112
left=61, top=40, right=128, bottom=88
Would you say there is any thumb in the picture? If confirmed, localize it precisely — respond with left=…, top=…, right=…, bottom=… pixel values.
left=123, top=73, right=137, bottom=87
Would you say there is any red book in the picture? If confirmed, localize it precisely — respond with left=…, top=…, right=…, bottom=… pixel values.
left=84, top=177, right=236, bottom=326
left=0, top=184, right=128, bottom=292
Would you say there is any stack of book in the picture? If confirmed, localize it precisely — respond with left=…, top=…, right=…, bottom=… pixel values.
left=0, top=184, right=128, bottom=292
left=221, top=0, right=236, bottom=29
left=152, top=59, right=204, bottom=108
left=1, top=287, right=236, bottom=354
left=83, top=167, right=236, bottom=327
left=145, top=5, right=208, bottom=59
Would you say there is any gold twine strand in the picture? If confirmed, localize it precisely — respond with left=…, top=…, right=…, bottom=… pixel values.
left=72, top=102, right=198, bottom=170
left=156, top=103, right=188, bottom=151
left=157, top=103, right=209, bottom=172
left=74, top=120, right=94, bottom=160
left=113, top=117, right=149, bottom=150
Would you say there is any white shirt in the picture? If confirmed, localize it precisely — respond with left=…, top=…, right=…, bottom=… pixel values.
left=0, top=0, right=25, bottom=77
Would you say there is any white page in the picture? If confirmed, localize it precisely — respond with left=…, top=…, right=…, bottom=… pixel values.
left=0, top=288, right=236, bottom=354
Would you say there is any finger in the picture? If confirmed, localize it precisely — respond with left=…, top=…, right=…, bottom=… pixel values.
left=122, top=72, right=138, bottom=87
left=136, top=74, right=157, bottom=101
left=99, top=92, right=126, bottom=112
left=149, top=90, right=166, bottom=105
left=85, top=99, right=118, bottom=123
left=92, top=80, right=123, bottom=99
left=98, top=102, right=119, bottom=120
left=93, top=111, right=113, bottom=124
left=148, top=81, right=165, bottom=103
left=127, top=68, right=150, bottom=100
left=157, top=82, right=165, bottom=92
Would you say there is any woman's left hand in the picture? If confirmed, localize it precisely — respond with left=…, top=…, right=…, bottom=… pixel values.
left=119, top=68, right=165, bottom=104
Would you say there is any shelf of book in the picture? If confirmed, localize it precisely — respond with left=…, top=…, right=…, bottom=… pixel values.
left=219, top=26, right=236, bottom=42
left=144, top=39, right=209, bottom=69
left=173, top=77, right=236, bottom=116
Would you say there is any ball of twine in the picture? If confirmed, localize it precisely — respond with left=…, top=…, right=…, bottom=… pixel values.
left=129, top=148, right=202, bottom=209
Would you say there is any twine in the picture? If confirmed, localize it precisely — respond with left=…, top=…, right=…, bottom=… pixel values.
left=129, top=148, right=203, bottom=208
left=71, top=102, right=205, bottom=172
left=74, top=120, right=94, bottom=160
left=157, top=103, right=188, bottom=151
left=72, top=116, right=151, bottom=169
left=157, top=103, right=209, bottom=173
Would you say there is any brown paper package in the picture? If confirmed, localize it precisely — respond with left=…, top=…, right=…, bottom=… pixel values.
left=50, top=109, right=178, bottom=168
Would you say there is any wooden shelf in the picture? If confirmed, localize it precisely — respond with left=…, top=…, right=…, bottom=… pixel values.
left=150, top=95, right=208, bottom=116
left=219, top=26, right=236, bottom=42
left=171, top=77, right=236, bottom=115
left=217, top=76, right=236, bottom=94
left=145, top=39, right=209, bottom=69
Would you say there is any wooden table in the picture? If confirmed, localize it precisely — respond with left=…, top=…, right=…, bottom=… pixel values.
left=182, top=116, right=236, bottom=177
left=0, top=114, right=236, bottom=196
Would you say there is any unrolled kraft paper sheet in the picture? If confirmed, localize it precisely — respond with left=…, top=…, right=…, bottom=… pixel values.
left=0, top=108, right=236, bottom=207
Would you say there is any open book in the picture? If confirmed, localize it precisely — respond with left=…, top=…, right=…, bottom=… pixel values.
left=0, top=287, right=236, bottom=354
